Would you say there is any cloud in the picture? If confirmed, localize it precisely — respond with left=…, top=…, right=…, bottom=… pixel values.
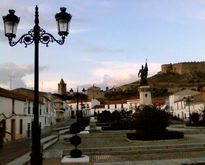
left=90, top=61, right=161, bottom=89
left=0, top=62, right=47, bottom=90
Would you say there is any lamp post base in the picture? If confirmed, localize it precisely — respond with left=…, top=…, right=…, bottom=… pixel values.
left=30, top=152, right=43, bottom=165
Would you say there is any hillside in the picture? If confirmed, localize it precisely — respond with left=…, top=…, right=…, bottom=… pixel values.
left=106, top=72, right=205, bottom=100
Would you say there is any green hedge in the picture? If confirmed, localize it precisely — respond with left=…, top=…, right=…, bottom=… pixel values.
left=127, top=130, right=184, bottom=140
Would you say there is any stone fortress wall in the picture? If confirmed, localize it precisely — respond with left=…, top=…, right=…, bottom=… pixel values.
left=161, top=62, right=205, bottom=75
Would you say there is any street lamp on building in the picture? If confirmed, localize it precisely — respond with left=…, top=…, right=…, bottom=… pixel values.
left=183, top=96, right=193, bottom=124
left=3, top=6, right=71, bottom=165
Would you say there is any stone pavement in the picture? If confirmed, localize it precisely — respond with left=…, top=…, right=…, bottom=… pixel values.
left=1, top=119, right=75, bottom=165
left=0, top=138, right=31, bottom=165
left=41, top=155, right=205, bottom=165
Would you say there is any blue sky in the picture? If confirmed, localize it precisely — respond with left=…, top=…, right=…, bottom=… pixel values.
left=1, top=0, right=205, bottom=92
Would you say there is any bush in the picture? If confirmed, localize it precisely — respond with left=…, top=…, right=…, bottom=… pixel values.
left=134, top=106, right=171, bottom=134
left=70, top=135, right=81, bottom=146
left=97, top=110, right=111, bottom=123
left=69, top=122, right=82, bottom=158
left=70, top=123, right=82, bottom=134
left=190, top=112, right=200, bottom=124
left=127, top=130, right=184, bottom=140
left=70, top=149, right=82, bottom=158
left=102, top=119, right=135, bottom=130
left=77, top=117, right=89, bottom=131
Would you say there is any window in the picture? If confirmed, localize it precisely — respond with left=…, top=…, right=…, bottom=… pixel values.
left=40, top=108, right=42, bottom=115
left=115, top=104, right=117, bottom=109
left=12, top=99, right=15, bottom=114
left=28, top=101, right=30, bottom=114
left=121, top=104, right=123, bottom=109
left=145, top=93, right=148, bottom=98
left=27, top=123, right=30, bottom=137
left=19, top=119, right=23, bottom=134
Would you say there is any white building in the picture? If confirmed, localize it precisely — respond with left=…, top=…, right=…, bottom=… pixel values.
left=67, top=99, right=100, bottom=117
left=91, top=97, right=142, bottom=115
left=53, top=98, right=70, bottom=122
left=169, top=89, right=204, bottom=119
left=0, top=88, right=49, bottom=142
left=0, top=88, right=58, bottom=142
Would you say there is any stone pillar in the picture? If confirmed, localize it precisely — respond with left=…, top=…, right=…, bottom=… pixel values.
left=139, top=86, right=152, bottom=106
left=89, top=117, right=96, bottom=133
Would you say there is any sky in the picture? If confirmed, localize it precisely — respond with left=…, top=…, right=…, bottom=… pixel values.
left=1, top=0, right=205, bottom=92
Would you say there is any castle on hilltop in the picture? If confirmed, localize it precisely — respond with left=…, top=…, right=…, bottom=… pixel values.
left=161, top=61, right=205, bottom=75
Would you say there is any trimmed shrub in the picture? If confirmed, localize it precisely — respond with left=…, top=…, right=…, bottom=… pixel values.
left=127, top=130, right=184, bottom=140
left=70, top=135, right=81, bottom=146
left=70, top=122, right=81, bottom=134
left=134, top=106, right=171, bottom=134
left=77, top=117, right=90, bottom=128
left=97, top=110, right=111, bottom=123
left=70, top=122, right=82, bottom=158
left=102, top=119, right=135, bottom=130
left=70, top=149, right=82, bottom=158
left=190, top=112, right=200, bottom=124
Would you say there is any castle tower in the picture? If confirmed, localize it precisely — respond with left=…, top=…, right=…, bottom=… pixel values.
left=58, top=78, right=67, bottom=95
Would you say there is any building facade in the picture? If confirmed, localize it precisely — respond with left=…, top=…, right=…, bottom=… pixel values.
left=85, top=85, right=104, bottom=99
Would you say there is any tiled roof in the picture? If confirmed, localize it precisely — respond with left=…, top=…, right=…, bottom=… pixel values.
left=173, top=89, right=200, bottom=96
left=0, top=88, right=31, bottom=101
left=92, top=105, right=105, bottom=109
left=127, top=96, right=140, bottom=100
left=175, top=93, right=203, bottom=104
left=152, top=99, right=165, bottom=105
left=0, top=87, right=43, bottom=103
left=68, top=99, right=91, bottom=104
left=106, top=100, right=127, bottom=105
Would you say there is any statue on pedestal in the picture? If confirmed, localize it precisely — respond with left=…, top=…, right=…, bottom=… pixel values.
left=138, top=60, right=148, bottom=85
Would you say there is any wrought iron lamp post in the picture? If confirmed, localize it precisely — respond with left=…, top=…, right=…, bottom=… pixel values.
left=184, top=96, right=193, bottom=125
left=3, top=6, right=72, bottom=165
left=70, top=88, right=86, bottom=119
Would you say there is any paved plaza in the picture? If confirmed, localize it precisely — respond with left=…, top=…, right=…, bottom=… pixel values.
left=5, top=124, right=205, bottom=165
left=41, top=125, right=205, bottom=165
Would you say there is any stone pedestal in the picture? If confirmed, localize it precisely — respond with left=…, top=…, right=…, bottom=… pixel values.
left=90, top=117, right=97, bottom=133
left=61, top=155, right=89, bottom=163
left=139, top=86, right=152, bottom=106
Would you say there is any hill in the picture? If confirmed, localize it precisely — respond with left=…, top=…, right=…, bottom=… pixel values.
left=105, top=72, right=205, bottom=100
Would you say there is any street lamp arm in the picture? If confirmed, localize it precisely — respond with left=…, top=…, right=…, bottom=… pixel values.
left=8, top=28, right=66, bottom=48
left=39, top=28, right=65, bottom=46
left=8, top=29, right=34, bottom=47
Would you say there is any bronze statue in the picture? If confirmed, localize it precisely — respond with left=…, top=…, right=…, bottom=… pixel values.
left=138, top=60, right=148, bottom=85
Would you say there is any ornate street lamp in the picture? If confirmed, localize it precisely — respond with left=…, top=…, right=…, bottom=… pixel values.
left=70, top=88, right=86, bottom=119
left=3, top=6, right=71, bottom=165
left=183, top=96, right=193, bottom=125
left=2, top=9, right=20, bottom=39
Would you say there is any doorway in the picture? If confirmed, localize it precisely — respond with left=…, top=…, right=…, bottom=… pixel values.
left=11, top=119, right=15, bottom=140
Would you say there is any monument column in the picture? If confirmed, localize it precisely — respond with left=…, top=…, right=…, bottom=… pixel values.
left=138, top=61, right=152, bottom=106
